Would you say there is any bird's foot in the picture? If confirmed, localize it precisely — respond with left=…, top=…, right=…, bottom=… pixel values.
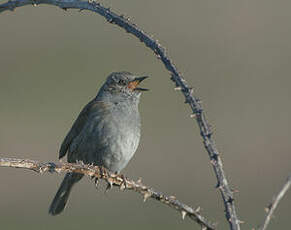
left=90, top=176, right=99, bottom=190
left=119, top=174, right=127, bottom=191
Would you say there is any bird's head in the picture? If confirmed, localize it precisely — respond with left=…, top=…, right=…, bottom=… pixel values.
left=97, top=72, right=149, bottom=103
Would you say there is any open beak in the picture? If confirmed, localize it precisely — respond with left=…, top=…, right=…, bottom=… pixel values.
left=128, top=76, right=149, bottom=91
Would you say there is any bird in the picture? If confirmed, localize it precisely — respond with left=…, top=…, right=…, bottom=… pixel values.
left=49, top=71, right=148, bottom=215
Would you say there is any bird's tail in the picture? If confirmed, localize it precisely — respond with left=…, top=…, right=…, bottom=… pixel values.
left=49, top=172, right=83, bottom=216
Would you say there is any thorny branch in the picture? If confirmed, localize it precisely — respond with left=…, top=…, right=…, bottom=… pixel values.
left=0, top=0, right=242, bottom=229
left=259, top=175, right=291, bottom=230
left=0, top=157, right=215, bottom=230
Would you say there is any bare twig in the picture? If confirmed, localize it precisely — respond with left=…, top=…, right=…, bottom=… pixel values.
left=0, top=1, right=240, bottom=229
left=0, top=157, right=215, bottom=230
left=259, top=175, right=291, bottom=230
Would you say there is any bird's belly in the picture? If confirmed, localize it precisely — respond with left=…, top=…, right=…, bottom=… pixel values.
left=69, top=106, right=141, bottom=173
left=81, top=109, right=141, bottom=173
left=101, top=124, right=140, bottom=173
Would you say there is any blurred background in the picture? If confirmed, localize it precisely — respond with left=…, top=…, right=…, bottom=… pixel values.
left=0, top=0, right=291, bottom=229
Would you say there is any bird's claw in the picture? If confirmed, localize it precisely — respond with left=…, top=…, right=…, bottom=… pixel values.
left=120, top=174, right=127, bottom=191
left=90, top=176, right=99, bottom=190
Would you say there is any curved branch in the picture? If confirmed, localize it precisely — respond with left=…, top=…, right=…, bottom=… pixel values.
left=0, top=157, right=215, bottom=230
left=0, top=1, right=240, bottom=229
left=259, top=175, right=291, bottom=230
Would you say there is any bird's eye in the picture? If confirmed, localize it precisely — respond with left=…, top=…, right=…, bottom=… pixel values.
left=118, top=79, right=126, bottom=85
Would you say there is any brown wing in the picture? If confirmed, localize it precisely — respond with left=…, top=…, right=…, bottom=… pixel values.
left=58, top=99, right=108, bottom=159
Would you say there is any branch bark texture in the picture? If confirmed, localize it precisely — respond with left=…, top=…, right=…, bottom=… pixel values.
left=0, top=1, right=240, bottom=229
left=0, top=157, right=215, bottom=230
left=259, top=175, right=291, bottom=230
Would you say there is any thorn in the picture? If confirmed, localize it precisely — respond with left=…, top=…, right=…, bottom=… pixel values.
left=38, top=166, right=45, bottom=174
left=238, top=220, right=245, bottom=224
left=188, top=87, right=194, bottom=94
left=169, top=195, right=176, bottom=200
left=143, top=191, right=151, bottom=202
left=76, top=160, right=85, bottom=166
left=232, top=188, right=239, bottom=193
left=119, top=174, right=127, bottom=190
left=181, top=210, right=187, bottom=220
left=137, top=177, right=142, bottom=184
left=196, top=98, right=202, bottom=103
left=210, top=159, right=216, bottom=165
left=155, top=53, right=161, bottom=59
left=204, top=131, right=212, bottom=138
left=105, top=179, right=113, bottom=192
left=190, top=114, right=196, bottom=118
left=195, top=206, right=201, bottom=213
left=107, top=18, right=114, bottom=23
left=215, top=183, right=223, bottom=190
left=227, top=197, right=234, bottom=203
left=265, top=207, right=270, bottom=213
left=174, top=86, right=182, bottom=91
left=120, top=183, right=126, bottom=191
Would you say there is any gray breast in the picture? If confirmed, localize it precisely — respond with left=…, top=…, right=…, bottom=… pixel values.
left=69, top=100, right=141, bottom=173
left=101, top=102, right=141, bottom=172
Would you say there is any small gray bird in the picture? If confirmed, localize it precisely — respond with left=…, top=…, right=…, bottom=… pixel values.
left=49, top=72, right=148, bottom=215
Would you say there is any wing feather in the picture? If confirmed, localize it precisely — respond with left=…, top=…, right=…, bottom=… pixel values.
left=58, top=99, right=108, bottom=159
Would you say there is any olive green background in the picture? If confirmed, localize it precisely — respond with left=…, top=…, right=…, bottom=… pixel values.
left=0, top=0, right=290, bottom=229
